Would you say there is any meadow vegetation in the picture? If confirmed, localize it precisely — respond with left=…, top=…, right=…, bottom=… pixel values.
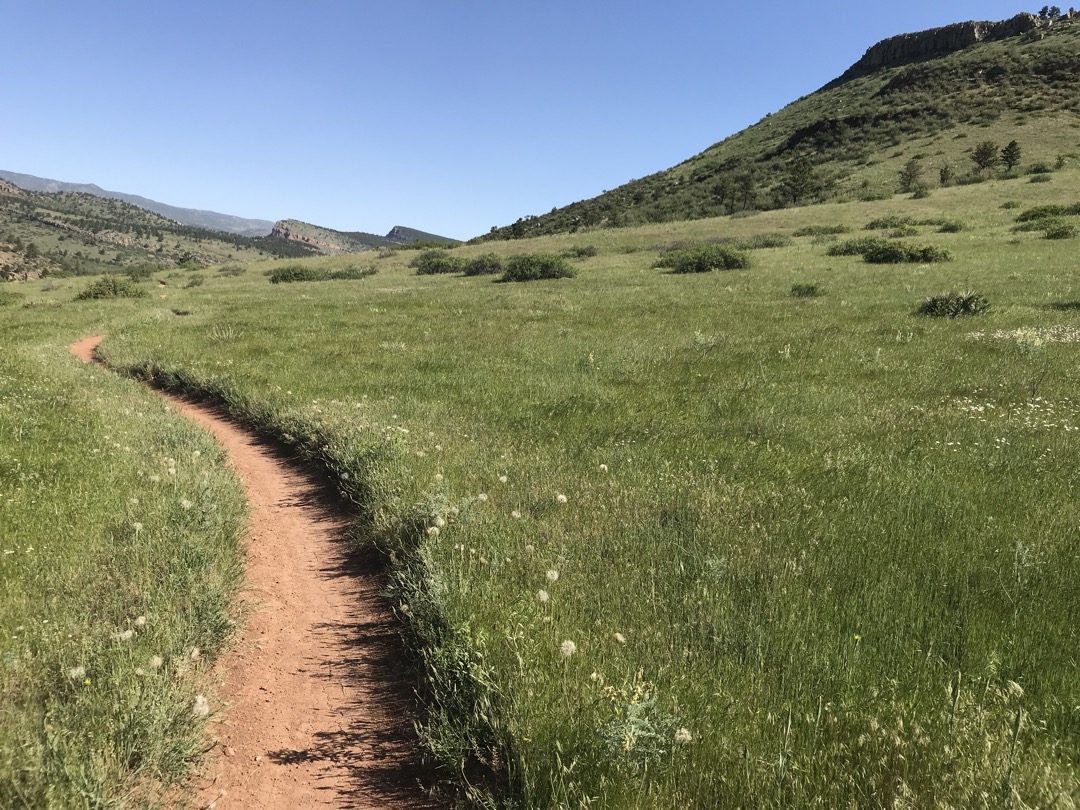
left=3, top=164, right=1076, bottom=806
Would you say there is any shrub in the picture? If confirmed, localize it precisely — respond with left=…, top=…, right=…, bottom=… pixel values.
left=184, top=275, right=205, bottom=288
left=826, top=236, right=890, bottom=257
left=862, top=241, right=952, bottom=264
left=728, top=232, right=792, bottom=250
left=655, top=242, right=752, bottom=273
left=462, top=254, right=504, bottom=276
left=1030, top=174, right=1052, bottom=183
left=0, top=290, right=23, bottom=307
left=794, top=224, right=850, bottom=237
left=912, top=186, right=933, bottom=199
left=562, top=245, right=598, bottom=259
left=217, top=264, right=246, bottom=276
left=1045, top=222, right=1078, bottom=240
left=790, top=283, right=822, bottom=298
left=74, top=275, right=147, bottom=300
left=334, top=264, right=378, bottom=279
left=500, top=254, right=576, bottom=282
left=865, top=215, right=917, bottom=231
left=937, top=221, right=965, bottom=233
left=270, top=265, right=323, bottom=284
left=1001, top=200, right=1023, bottom=209
left=124, top=264, right=158, bottom=281
left=917, top=291, right=989, bottom=317
left=411, top=250, right=466, bottom=275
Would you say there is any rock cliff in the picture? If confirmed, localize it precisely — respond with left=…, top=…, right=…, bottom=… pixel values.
left=837, top=13, right=1048, bottom=82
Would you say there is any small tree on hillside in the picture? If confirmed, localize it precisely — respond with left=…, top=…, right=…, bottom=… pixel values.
left=939, top=164, right=955, bottom=186
left=1001, top=140, right=1022, bottom=174
left=898, top=158, right=925, bottom=193
left=972, top=140, right=1001, bottom=175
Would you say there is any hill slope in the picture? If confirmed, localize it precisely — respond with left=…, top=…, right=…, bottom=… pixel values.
left=484, top=11, right=1080, bottom=240
left=268, top=219, right=459, bottom=255
left=0, top=169, right=275, bottom=237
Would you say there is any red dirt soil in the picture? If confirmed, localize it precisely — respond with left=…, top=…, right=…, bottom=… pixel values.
left=70, top=336, right=439, bottom=809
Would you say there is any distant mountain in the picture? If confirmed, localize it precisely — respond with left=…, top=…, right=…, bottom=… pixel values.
left=484, top=11, right=1080, bottom=239
left=0, top=170, right=275, bottom=237
left=269, top=219, right=459, bottom=255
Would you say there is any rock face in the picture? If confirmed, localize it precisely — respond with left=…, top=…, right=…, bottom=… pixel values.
left=269, top=220, right=347, bottom=254
left=838, top=13, right=1045, bottom=82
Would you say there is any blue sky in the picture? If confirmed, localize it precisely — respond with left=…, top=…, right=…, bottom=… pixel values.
left=3, top=1, right=1032, bottom=239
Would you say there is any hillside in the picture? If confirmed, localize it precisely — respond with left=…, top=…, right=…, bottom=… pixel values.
left=484, top=10, right=1080, bottom=239
left=268, top=219, right=459, bottom=254
left=0, top=169, right=275, bottom=236
left=0, top=182, right=317, bottom=280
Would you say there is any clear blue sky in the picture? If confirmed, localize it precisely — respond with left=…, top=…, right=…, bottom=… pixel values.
left=3, top=1, right=1032, bottom=239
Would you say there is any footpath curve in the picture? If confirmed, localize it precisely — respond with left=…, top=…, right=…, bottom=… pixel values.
left=71, top=336, right=437, bottom=810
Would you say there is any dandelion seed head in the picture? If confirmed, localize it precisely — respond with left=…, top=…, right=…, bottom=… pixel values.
left=559, top=640, right=577, bottom=658
left=427, top=526, right=440, bottom=537
left=524, top=544, right=535, bottom=552
left=556, top=494, right=568, bottom=504
left=149, top=475, right=161, bottom=483
left=192, top=694, right=210, bottom=717
left=599, top=464, right=608, bottom=472
left=190, top=647, right=201, bottom=662
left=614, top=632, right=627, bottom=644
left=511, top=510, right=522, bottom=520
left=133, top=522, right=143, bottom=533
left=115, top=629, right=134, bottom=642
left=180, top=499, right=193, bottom=510
left=150, top=655, right=164, bottom=669
left=537, top=589, right=549, bottom=604
left=477, top=493, right=488, bottom=503
left=192, top=450, right=201, bottom=460
left=434, top=516, right=446, bottom=528
left=498, top=475, right=508, bottom=484
left=134, top=616, right=147, bottom=627
left=67, top=666, right=86, bottom=680
left=546, top=569, right=559, bottom=583
left=674, top=728, right=693, bottom=744
left=434, top=473, right=444, bottom=483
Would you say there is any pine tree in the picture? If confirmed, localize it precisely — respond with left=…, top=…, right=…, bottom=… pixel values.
left=1001, top=140, right=1022, bottom=174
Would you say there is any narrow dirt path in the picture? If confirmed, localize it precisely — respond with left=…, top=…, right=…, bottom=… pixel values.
left=71, top=336, right=438, bottom=810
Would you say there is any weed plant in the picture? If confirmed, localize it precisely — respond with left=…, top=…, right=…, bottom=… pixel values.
left=917, top=290, right=990, bottom=317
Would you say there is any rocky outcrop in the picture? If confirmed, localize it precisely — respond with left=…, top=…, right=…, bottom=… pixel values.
left=270, top=220, right=347, bottom=255
left=838, top=13, right=1044, bottom=82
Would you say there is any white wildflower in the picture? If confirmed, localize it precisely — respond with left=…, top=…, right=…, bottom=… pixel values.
left=556, top=494, right=568, bottom=504
left=67, top=666, right=86, bottom=681
left=599, top=464, right=608, bottom=472
left=498, top=475, right=508, bottom=484
left=134, top=616, right=147, bottom=627
left=115, top=629, right=134, bottom=642
left=537, top=589, right=549, bottom=604
left=150, top=655, right=164, bottom=669
left=674, top=728, right=693, bottom=744
left=511, top=510, right=522, bottom=519
left=559, top=640, right=577, bottom=658
left=133, top=522, right=143, bottom=534
left=180, top=499, right=192, bottom=509
left=546, top=569, right=559, bottom=583
left=477, top=493, right=488, bottom=503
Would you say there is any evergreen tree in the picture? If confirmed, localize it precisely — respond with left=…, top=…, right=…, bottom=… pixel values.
left=972, top=140, right=1001, bottom=174
left=898, top=158, right=924, bottom=193
left=1001, top=140, right=1022, bottom=173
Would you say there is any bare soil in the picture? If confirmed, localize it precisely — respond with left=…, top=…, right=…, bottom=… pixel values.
left=71, top=335, right=439, bottom=810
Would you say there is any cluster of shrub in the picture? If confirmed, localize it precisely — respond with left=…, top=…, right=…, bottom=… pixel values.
left=410, top=250, right=577, bottom=282
left=1012, top=203, right=1080, bottom=240
left=917, top=291, right=989, bottom=318
left=75, top=274, right=147, bottom=300
left=269, top=264, right=378, bottom=284
left=653, top=241, right=752, bottom=273
left=864, top=215, right=965, bottom=234
left=827, top=236, right=952, bottom=264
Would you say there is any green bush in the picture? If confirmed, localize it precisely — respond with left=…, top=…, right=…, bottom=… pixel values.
left=794, top=224, right=850, bottom=237
left=862, top=241, right=952, bottom=264
left=562, top=245, right=598, bottom=259
left=334, top=264, right=378, bottom=280
left=500, top=253, right=576, bottom=282
left=462, top=254, right=504, bottom=276
left=411, top=250, right=467, bottom=275
left=937, top=220, right=966, bottom=233
left=217, top=264, right=246, bottom=276
left=655, top=242, right=752, bottom=273
left=1045, top=222, right=1078, bottom=240
left=0, top=290, right=24, bottom=307
left=1016, top=204, right=1080, bottom=223
left=74, top=275, right=147, bottom=300
left=917, top=291, right=989, bottom=317
left=269, top=265, right=324, bottom=284
left=184, top=274, right=205, bottom=288
left=790, top=283, right=822, bottom=298
left=826, top=236, right=890, bottom=257
left=124, top=264, right=159, bottom=281
left=865, top=215, right=917, bottom=231
left=728, top=233, right=792, bottom=250
left=1030, top=174, right=1052, bottom=184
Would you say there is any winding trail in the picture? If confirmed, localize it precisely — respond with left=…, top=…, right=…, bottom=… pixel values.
left=70, top=336, right=438, bottom=810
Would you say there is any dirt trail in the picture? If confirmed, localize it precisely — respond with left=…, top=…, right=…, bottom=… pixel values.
left=71, top=336, right=438, bottom=810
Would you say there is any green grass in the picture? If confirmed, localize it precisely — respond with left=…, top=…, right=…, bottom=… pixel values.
left=4, top=169, right=1080, bottom=807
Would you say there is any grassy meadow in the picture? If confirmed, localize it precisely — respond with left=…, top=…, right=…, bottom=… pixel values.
left=3, top=168, right=1080, bottom=807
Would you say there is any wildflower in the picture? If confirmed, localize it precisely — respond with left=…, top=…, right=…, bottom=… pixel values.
left=115, top=629, right=134, bottom=642
left=180, top=499, right=192, bottom=509
left=599, top=464, right=608, bottom=473
left=150, top=655, right=164, bottom=669
left=537, top=589, right=549, bottom=604
left=556, top=494, right=568, bottom=504
left=133, top=522, right=143, bottom=534
left=614, top=632, right=627, bottom=644
left=427, top=526, right=440, bottom=538
left=498, top=475, right=508, bottom=484
left=674, top=728, right=693, bottom=744
left=546, top=569, right=559, bottom=583
left=559, top=640, right=577, bottom=658
left=477, top=493, right=488, bottom=503
left=134, top=616, right=147, bottom=627
left=67, top=666, right=86, bottom=681
left=192, top=694, right=210, bottom=717
left=511, top=510, right=522, bottom=519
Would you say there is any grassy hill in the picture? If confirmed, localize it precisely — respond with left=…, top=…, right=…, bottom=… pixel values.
left=0, top=180, right=317, bottom=279
left=484, top=12, right=1080, bottom=239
